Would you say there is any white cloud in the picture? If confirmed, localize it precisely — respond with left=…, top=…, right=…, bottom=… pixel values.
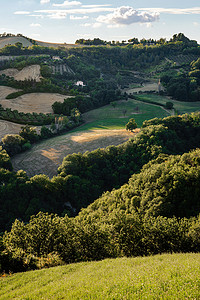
left=35, top=7, right=114, bottom=15
left=30, top=23, right=41, bottom=27
left=53, top=1, right=81, bottom=7
left=29, top=14, right=44, bottom=18
left=70, top=15, right=88, bottom=20
left=14, top=11, right=30, bottom=15
left=48, top=12, right=67, bottom=19
left=40, top=0, right=50, bottom=4
left=97, top=6, right=159, bottom=25
left=82, top=5, right=111, bottom=8
left=193, top=22, right=199, bottom=27
left=139, top=7, right=200, bottom=15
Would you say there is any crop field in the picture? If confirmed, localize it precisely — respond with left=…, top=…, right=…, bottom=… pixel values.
left=0, top=65, right=41, bottom=82
left=51, top=64, right=75, bottom=75
left=136, top=94, right=200, bottom=114
left=0, top=120, right=24, bottom=141
left=0, top=89, right=70, bottom=114
left=1, top=253, right=199, bottom=300
left=0, top=86, right=20, bottom=100
left=11, top=128, right=133, bottom=178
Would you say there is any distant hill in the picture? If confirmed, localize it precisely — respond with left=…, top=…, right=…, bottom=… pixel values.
left=0, top=34, right=82, bottom=49
left=0, top=36, right=33, bottom=48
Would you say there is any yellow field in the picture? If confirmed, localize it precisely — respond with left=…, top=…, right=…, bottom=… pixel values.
left=11, top=129, right=133, bottom=178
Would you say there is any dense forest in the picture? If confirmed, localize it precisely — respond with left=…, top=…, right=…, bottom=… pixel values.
left=0, top=112, right=200, bottom=272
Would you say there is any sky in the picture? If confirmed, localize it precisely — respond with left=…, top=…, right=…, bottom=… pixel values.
left=1, top=0, right=200, bottom=44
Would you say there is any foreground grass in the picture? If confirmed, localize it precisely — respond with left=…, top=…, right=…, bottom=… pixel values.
left=1, top=253, right=200, bottom=299
left=75, top=99, right=169, bottom=132
left=136, top=94, right=200, bottom=114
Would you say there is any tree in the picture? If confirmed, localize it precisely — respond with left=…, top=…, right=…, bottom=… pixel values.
left=165, top=102, right=174, bottom=110
left=126, top=118, right=137, bottom=132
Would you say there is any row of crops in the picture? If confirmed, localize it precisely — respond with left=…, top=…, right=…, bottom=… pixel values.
left=51, top=64, right=75, bottom=75
left=167, top=54, right=199, bottom=65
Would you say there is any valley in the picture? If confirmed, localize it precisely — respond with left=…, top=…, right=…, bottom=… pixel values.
left=0, top=33, right=200, bottom=296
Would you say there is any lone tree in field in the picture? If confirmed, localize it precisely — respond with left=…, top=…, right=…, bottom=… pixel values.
left=126, top=118, right=137, bottom=132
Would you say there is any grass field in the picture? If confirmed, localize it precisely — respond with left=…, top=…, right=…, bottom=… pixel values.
left=1, top=253, right=199, bottom=299
left=79, top=99, right=169, bottom=131
left=136, top=94, right=200, bottom=114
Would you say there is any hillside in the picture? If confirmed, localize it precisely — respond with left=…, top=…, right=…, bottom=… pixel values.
left=0, top=35, right=81, bottom=49
left=0, top=36, right=33, bottom=48
left=0, top=65, right=41, bottom=82
left=1, top=253, right=199, bottom=299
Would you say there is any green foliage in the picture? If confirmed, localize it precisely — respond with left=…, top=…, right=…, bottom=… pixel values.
left=125, top=118, right=137, bottom=132
left=165, top=101, right=174, bottom=109
left=19, top=125, right=39, bottom=143
left=2, top=134, right=26, bottom=156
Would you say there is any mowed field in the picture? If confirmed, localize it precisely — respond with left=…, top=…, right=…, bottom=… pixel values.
left=0, top=120, right=24, bottom=140
left=0, top=65, right=42, bottom=82
left=11, top=129, right=133, bottom=178
left=1, top=253, right=199, bottom=300
left=11, top=99, right=168, bottom=178
left=0, top=86, right=70, bottom=114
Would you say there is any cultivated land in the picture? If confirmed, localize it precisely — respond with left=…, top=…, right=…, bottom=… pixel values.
left=0, top=85, right=70, bottom=114
left=0, top=86, right=19, bottom=100
left=11, top=99, right=169, bottom=178
left=11, top=129, right=133, bottom=178
left=1, top=253, right=199, bottom=300
left=0, top=120, right=25, bottom=140
left=0, top=36, right=80, bottom=49
left=0, top=65, right=42, bottom=82
left=0, top=92, right=70, bottom=114
left=0, top=36, right=33, bottom=48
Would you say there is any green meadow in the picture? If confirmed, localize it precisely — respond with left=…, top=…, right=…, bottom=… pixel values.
left=1, top=253, right=199, bottom=300
left=74, top=99, right=169, bottom=132
left=136, top=94, right=200, bottom=114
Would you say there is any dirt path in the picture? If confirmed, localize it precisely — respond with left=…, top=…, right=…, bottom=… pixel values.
left=11, top=129, right=134, bottom=178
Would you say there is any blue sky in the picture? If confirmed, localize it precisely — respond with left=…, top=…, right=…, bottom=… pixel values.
left=1, top=0, right=200, bottom=43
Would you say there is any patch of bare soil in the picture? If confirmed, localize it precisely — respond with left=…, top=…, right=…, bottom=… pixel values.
left=11, top=129, right=135, bottom=178
left=0, top=92, right=71, bottom=114
left=0, top=65, right=42, bottom=82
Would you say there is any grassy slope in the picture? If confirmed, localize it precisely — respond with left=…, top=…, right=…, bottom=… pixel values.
left=76, top=99, right=169, bottom=132
left=136, top=94, right=200, bottom=114
left=1, top=253, right=200, bottom=299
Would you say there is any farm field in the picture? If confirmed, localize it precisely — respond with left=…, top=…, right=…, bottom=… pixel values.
left=1, top=253, right=199, bottom=300
left=0, top=65, right=41, bottom=82
left=0, top=90, right=70, bottom=114
left=11, top=129, right=133, bottom=178
left=0, top=120, right=25, bottom=140
left=125, top=82, right=161, bottom=93
left=0, top=86, right=20, bottom=100
left=136, top=94, right=200, bottom=114
left=11, top=99, right=168, bottom=178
